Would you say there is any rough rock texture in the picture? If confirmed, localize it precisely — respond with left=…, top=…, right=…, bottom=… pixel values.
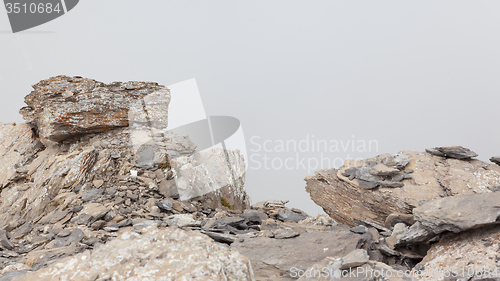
left=305, top=150, right=500, bottom=226
left=19, top=76, right=170, bottom=142
left=0, top=123, right=43, bottom=189
left=415, top=225, right=500, bottom=281
left=414, top=192, right=500, bottom=234
left=15, top=226, right=254, bottom=281
left=231, top=223, right=369, bottom=280
left=0, top=76, right=253, bottom=278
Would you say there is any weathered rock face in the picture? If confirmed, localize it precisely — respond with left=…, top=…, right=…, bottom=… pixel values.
left=0, top=76, right=253, bottom=278
left=397, top=192, right=500, bottom=246
left=19, top=75, right=170, bottom=142
left=14, top=226, right=255, bottom=281
left=415, top=225, right=500, bottom=281
left=305, top=150, right=500, bottom=226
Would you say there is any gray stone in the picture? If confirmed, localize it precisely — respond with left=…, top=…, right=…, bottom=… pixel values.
left=215, top=217, right=245, bottom=227
left=0, top=230, right=14, bottom=250
left=340, top=249, right=369, bottom=269
left=241, top=211, right=268, bottom=225
left=350, top=225, right=367, bottom=234
left=377, top=180, right=404, bottom=188
left=382, top=153, right=411, bottom=169
left=274, top=231, right=300, bottom=239
left=276, top=212, right=306, bottom=222
left=395, top=222, right=435, bottom=246
left=490, top=156, right=500, bottom=165
left=166, top=214, right=200, bottom=228
left=201, top=230, right=236, bottom=244
left=103, top=226, right=119, bottom=232
left=231, top=224, right=367, bottom=280
left=426, top=146, right=478, bottom=160
left=155, top=199, right=173, bottom=212
left=135, top=147, right=155, bottom=169
left=414, top=192, right=500, bottom=235
left=82, top=188, right=103, bottom=202
left=158, top=179, right=179, bottom=199
left=369, top=164, right=400, bottom=176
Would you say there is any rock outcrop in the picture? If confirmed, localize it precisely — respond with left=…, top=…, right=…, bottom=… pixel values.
left=0, top=76, right=252, bottom=279
left=19, top=76, right=170, bottom=142
left=305, top=150, right=500, bottom=226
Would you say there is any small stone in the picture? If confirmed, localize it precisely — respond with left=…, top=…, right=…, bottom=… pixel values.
left=490, top=157, right=500, bottom=165
left=241, top=211, right=268, bottom=225
left=82, top=188, right=103, bottom=202
left=127, top=193, right=139, bottom=202
left=377, top=181, right=404, bottom=188
left=71, top=205, right=83, bottom=213
left=90, top=220, right=106, bottom=230
left=369, top=164, right=400, bottom=176
left=93, top=179, right=104, bottom=188
left=274, top=231, right=300, bottom=239
left=276, top=212, right=306, bottom=223
left=156, top=199, right=173, bottom=212
left=340, top=249, right=369, bottom=269
left=103, top=226, right=119, bottom=232
left=349, top=225, right=367, bottom=234
left=57, top=229, right=71, bottom=237
left=117, top=219, right=133, bottom=228
left=382, top=154, right=411, bottom=169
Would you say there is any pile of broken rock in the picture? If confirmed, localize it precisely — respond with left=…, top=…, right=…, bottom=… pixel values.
left=0, top=76, right=500, bottom=281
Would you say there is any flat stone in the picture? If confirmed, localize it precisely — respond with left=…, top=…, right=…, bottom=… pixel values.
left=276, top=212, right=306, bottom=223
left=92, top=180, right=104, bottom=188
left=490, top=156, right=500, bottom=165
left=82, top=188, right=103, bottom=202
left=340, top=249, right=369, bottom=269
left=395, top=222, right=435, bottom=246
left=201, top=231, right=236, bottom=244
left=425, top=146, right=478, bottom=160
left=241, top=211, right=268, bottom=225
left=155, top=199, right=173, bottom=212
left=274, top=231, right=300, bottom=239
left=369, top=164, right=400, bottom=176
left=377, top=181, right=404, bottom=188
left=349, top=225, right=367, bottom=234
left=414, top=192, right=500, bottom=235
left=381, top=153, right=411, bottom=169
left=166, top=214, right=200, bottom=228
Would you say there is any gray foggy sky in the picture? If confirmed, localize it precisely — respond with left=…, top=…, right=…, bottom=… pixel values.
left=1, top=1, right=499, bottom=215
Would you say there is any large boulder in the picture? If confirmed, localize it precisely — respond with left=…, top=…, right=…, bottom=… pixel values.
left=305, top=150, right=500, bottom=226
left=14, top=226, right=254, bottom=281
left=19, top=75, right=170, bottom=142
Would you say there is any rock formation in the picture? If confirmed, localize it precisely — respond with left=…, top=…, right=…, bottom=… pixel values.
left=305, top=149, right=500, bottom=226
left=3, top=76, right=499, bottom=281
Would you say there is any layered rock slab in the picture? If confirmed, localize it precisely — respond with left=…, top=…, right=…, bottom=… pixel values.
left=19, top=75, right=170, bottom=142
left=305, top=151, right=500, bottom=226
